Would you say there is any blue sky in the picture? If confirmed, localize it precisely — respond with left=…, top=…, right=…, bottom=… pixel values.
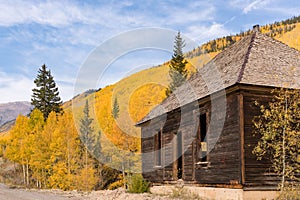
left=0, top=0, right=299, bottom=103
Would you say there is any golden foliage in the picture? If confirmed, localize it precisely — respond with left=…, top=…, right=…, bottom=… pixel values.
left=253, top=88, right=300, bottom=191
left=66, top=20, right=300, bottom=176
left=129, top=83, right=166, bottom=123
left=2, top=110, right=98, bottom=190
left=2, top=16, right=300, bottom=191
left=275, top=23, right=300, bottom=51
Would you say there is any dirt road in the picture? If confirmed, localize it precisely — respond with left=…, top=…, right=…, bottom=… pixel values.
left=0, top=184, right=175, bottom=200
left=0, top=184, right=79, bottom=200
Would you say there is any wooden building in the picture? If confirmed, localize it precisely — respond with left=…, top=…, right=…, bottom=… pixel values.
left=136, top=30, right=300, bottom=191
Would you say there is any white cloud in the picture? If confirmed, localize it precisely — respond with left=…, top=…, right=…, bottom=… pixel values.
left=186, top=23, right=231, bottom=44
left=0, top=0, right=221, bottom=103
left=163, top=5, right=215, bottom=25
left=56, top=81, right=76, bottom=102
left=0, top=72, right=34, bottom=103
left=228, top=0, right=271, bottom=14
left=0, top=1, right=82, bottom=27
left=155, top=1, right=215, bottom=27
left=243, top=0, right=271, bottom=14
left=0, top=71, right=77, bottom=103
left=0, top=0, right=218, bottom=47
left=0, top=0, right=156, bottom=28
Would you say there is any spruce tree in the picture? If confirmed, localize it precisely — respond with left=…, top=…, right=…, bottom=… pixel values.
left=166, top=32, right=188, bottom=96
left=93, top=131, right=102, bottom=160
left=112, top=97, right=120, bottom=119
left=80, top=100, right=94, bottom=149
left=31, top=64, right=63, bottom=120
left=79, top=100, right=95, bottom=191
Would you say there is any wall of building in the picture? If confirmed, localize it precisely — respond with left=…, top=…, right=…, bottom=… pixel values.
left=193, top=92, right=241, bottom=185
left=242, top=88, right=279, bottom=189
left=141, top=89, right=243, bottom=186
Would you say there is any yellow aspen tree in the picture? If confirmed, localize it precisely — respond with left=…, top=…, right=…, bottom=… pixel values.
left=253, top=88, right=300, bottom=193
left=58, top=113, right=81, bottom=190
left=49, top=114, right=80, bottom=190
left=5, top=115, right=30, bottom=186
left=28, top=109, right=44, bottom=187
left=31, top=111, right=56, bottom=188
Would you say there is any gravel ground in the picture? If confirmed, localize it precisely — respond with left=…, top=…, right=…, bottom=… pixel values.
left=0, top=184, right=177, bottom=200
left=0, top=184, right=73, bottom=200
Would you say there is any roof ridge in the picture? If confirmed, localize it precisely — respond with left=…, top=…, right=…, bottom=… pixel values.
left=236, top=32, right=256, bottom=83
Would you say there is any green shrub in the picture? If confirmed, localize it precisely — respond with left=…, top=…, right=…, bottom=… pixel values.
left=127, top=173, right=150, bottom=193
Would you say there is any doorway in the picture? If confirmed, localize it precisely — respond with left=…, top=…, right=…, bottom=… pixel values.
left=174, top=132, right=183, bottom=180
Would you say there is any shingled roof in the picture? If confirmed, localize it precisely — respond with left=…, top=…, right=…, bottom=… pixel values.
left=137, top=32, right=300, bottom=125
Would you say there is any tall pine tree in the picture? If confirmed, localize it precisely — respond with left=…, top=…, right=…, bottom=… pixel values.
left=80, top=100, right=94, bottom=150
left=112, top=97, right=120, bottom=119
left=79, top=100, right=96, bottom=191
left=31, top=64, right=63, bottom=120
left=166, top=32, right=188, bottom=96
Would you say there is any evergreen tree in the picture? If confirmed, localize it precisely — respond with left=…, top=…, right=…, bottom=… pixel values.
left=79, top=100, right=96, bottom=191
left=80, top=100, right=94, bottom=150
left=31, top=64, right=63, bottom=120
left=112, top=97, right=120, bottom=119
left=93, top=131, right=102, bottom=160
left=166, top=32, right=188, bottom=96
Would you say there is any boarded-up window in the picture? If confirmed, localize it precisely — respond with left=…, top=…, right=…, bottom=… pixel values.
left=154, top=130, right=162, bottom=166
left=197, top=113, right=208, bottom=162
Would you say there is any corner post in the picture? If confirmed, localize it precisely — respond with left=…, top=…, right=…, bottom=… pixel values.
left=238, top=93, right=245, bottom=185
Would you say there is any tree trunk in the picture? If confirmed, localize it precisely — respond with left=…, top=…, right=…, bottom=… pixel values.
left=281, top=98, right=287, bottom=193
left=67, top=139, right=70, bottom=175
left=41, top=169, right=44, bottom=188
left=22, top=164, right=26, bottom=185
left=26, top=160, right=29, bottom=187
left=122, top=159, right=126, bottom=188
left=85, top=146, right=88, bottom=191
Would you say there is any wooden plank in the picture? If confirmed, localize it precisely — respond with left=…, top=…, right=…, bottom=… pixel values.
left=242, top=91, right=280, bottom=188
left=238, top=93, right=245, bottom=185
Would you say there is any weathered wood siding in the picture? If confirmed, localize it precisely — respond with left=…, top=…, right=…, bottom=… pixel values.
left=142, top=91, right=242, bottom=186
left=141, top=103, right=197, bottom=183
left=194, top=92, right=241, bottom=185
left=141, top=84, right=284, bottom=189
left=141, top=116, right=166, bottom=183
left=243, top=89, right=279, bottom=189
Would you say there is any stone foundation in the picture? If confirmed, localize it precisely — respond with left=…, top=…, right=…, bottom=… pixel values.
left=150, top=185, right=278, bottom=200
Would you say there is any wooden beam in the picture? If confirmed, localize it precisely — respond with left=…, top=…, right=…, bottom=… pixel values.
left=238, top=93, right=245, bottom=185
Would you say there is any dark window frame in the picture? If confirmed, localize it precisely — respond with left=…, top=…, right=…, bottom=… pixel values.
left=196, top=112, right=209, bottom=165
left=154, top=129, right=162, bottom=166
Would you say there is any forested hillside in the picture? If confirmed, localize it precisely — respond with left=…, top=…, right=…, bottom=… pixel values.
left=1, top=16, right=300, bottom=191
left=78, top=16, right=300, bottom=165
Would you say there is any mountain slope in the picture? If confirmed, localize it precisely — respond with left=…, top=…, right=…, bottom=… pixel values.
left=0, top=101, right=32, bottom=135
left=65, top=17, right=300, bottom=158
left=275, top=22, right=300, bottom=50
left=0, top=101, right=32, bottom=126
left=3, top=17, right=300, bottom=159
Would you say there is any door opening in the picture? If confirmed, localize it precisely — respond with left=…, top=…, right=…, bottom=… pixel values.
left=175, top=132, right=183, bottom=180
